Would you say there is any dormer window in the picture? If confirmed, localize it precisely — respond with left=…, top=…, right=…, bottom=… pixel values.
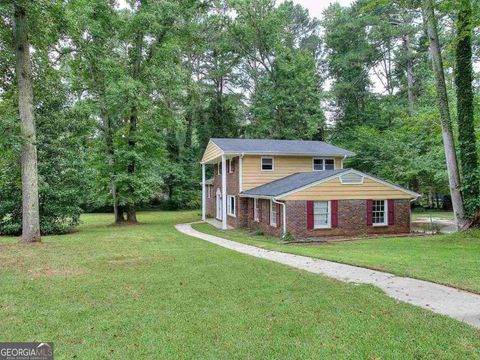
left=313, top=158, right=335, bottom=171
left=261, top=157, right=274, bottom=171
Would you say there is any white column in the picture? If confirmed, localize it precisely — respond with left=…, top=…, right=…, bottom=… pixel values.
left=221, top=155, right=227, bottom=229
left=201, top=163, right=206, bottom=221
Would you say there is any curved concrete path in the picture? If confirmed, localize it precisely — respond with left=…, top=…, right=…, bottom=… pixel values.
left=176, top=222, right=480, bottom=329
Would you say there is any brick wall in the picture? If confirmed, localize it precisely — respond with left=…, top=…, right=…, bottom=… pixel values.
left=246, top=198, right=283, bottom=236
left=284, top=199, right=410, bottom=238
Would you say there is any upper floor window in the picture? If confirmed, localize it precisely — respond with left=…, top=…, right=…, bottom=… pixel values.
left=261, top=157, right=274, bottom=171
left=372, top=200, right=387, bottom=226
left=228, top=158, right=235, bottom=173
left=313, top=158, right=335, bottom=171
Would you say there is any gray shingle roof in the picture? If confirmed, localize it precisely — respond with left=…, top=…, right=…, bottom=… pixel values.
left=242, top=169, right=349, bottom=197
left=211, top=138, right=355, bottom=157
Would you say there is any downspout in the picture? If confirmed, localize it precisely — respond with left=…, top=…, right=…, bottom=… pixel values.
left=341, top=154, right=347, bottom=169
left=272, top=198, right=286, bottom=238
left=239, top=152, right=244, bottom=193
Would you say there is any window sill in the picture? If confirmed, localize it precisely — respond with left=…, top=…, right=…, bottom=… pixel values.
left=227, top=214, right=236, bottom=218
left=314, top=226, right=332, bottom=230
left=373, top=223, right=388, bottom=227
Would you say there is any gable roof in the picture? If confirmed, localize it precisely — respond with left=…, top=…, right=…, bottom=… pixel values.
left=241, top=169, right=420, bottom=199
left=242, top=169, right=349, bottom=197
left=210, top=138, right=355, bottom=157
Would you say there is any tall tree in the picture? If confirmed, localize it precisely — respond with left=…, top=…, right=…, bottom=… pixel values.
left=13, top=3, right=40, bottom=242
left=423, top=0, right=467, bottom=229
left=455, top=0, right=479, bottom=218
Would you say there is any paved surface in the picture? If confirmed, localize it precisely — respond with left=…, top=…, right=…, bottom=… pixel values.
left=175, top=222, right=480, bottom=329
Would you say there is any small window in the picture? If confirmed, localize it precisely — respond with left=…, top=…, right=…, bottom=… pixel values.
left=270, top=200, right=276, bottom=226
left=372, top=200, right=387, bottom=226
left=227, top=195, right=236, bottom=217
left=261, top=157, right=274, bottom=171
left=313, top=158, right=324, bottom=171
left=314, top=201, right=331, bottom=228
left=254, top=198, right=259, bottom=222
left=325, top=159, right=335, bottom=170
left=207, top=185, right=211, bottom=198
left=313, top=158, right=335, bottom=171
left=227, top=159, right=235, bottom=173
left=218, top=162, right=222, bottom=176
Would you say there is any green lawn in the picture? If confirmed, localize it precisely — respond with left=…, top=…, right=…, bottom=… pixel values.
left=1, top=211, right=479, bottom=358
left=193, top=222, right=480, bottom=294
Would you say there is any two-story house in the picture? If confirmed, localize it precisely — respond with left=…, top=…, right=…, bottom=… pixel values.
left=200, top=138, right=419, bottom=238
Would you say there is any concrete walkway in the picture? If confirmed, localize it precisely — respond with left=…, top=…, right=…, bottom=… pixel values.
left=175, top=222, right=480, bottom=329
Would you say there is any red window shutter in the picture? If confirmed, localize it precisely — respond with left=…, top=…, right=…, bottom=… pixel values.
left=306, top=201, right=314, bottom=230
left=276, top=203, right=281, bottom=228
left=366, top=200, right=373, bottom=226
left=331, top=200, right=338, bottom=228
left=388, top=199, right=395, bottom=225
left=267, top=201, right=270, bottom=225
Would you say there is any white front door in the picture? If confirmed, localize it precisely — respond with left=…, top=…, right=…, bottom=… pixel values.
left=216, top=189, right=222, bottom=220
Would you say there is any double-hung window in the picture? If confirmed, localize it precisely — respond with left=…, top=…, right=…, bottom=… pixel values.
left=227, top=195, right=236, bottom=217
left=254, top=198, right=259, bottom=222
left=372, top=200, right=387, bottom=226
left=227, top=159, right=234, bottom=173
left=218, top=162, right=222, bottom=176
left=270, top=200, right=277, bottom=226
left=314, top=201, right=331, bottom=228
left=261, top=157, right=274, bottom=171
left=313, top=158, right=335, bottom=171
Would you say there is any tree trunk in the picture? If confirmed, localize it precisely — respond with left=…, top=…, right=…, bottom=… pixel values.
left=455, top=0, right=479, bottom=218
left=13, top=4, right=41, bottom=242
left=423, top=0, right=468, bottom=230
left=402, top=34, right=415, bottom=117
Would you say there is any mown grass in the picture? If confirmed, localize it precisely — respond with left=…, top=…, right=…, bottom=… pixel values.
left=193, top=222, right=480, bottom=294
left=1, top=211, right=479, bottom=359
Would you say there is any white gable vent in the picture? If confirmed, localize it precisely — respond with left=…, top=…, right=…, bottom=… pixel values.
left=340, top=173, right=364, bottom=184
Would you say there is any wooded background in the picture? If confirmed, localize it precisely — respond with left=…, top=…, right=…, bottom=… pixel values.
left=1, top=0, right=479, bottom=238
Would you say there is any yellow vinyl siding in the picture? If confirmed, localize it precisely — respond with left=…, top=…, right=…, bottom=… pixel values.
left=201, top=141, right=223, bottom=163
left=242, top=155, right=344, bottom=190
left=282, top=177, right=414, bottom=200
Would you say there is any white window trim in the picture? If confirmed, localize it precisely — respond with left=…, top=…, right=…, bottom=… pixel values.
left=270, top=200, right=277, bottom=226
left=254, top=198, right=259, bottom=222
left=207, top=185, right=211, bottom=198
left=313, top=200, right=331, bottom=229
left=312, top=158, right=335, bottom=171
left=227, top=159, right=234, bottom=173
left=261, top=156, right=274, bottom=172
left=372, top=199, right=388, bottom=226
left=227, top=195, right=236, bottom=217
left=218, top=162, right=222, bottom=176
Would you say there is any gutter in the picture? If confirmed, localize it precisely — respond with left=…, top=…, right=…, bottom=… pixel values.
left=272, top=198, right=287, bottom=238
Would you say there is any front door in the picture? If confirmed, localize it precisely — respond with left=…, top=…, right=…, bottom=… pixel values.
left=216, top=189, right=222, bottom=220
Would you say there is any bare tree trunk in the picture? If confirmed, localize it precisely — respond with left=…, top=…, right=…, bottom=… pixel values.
left=402, top=34, right=415, bottom=116
left=423, top=0, right=468, bottom=230
left=13, top=4, right=41, bottom=242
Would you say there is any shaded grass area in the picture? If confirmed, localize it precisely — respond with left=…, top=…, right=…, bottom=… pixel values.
left=0, top=212, right=479, bottom=359
left=193, top=222, right=480, bottom=294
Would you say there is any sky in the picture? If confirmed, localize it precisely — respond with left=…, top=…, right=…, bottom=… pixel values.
left=289, top=0, right=353, bottom=19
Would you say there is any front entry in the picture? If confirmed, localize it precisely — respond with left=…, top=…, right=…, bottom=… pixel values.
left=216, top=188, right=222, bottom=220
